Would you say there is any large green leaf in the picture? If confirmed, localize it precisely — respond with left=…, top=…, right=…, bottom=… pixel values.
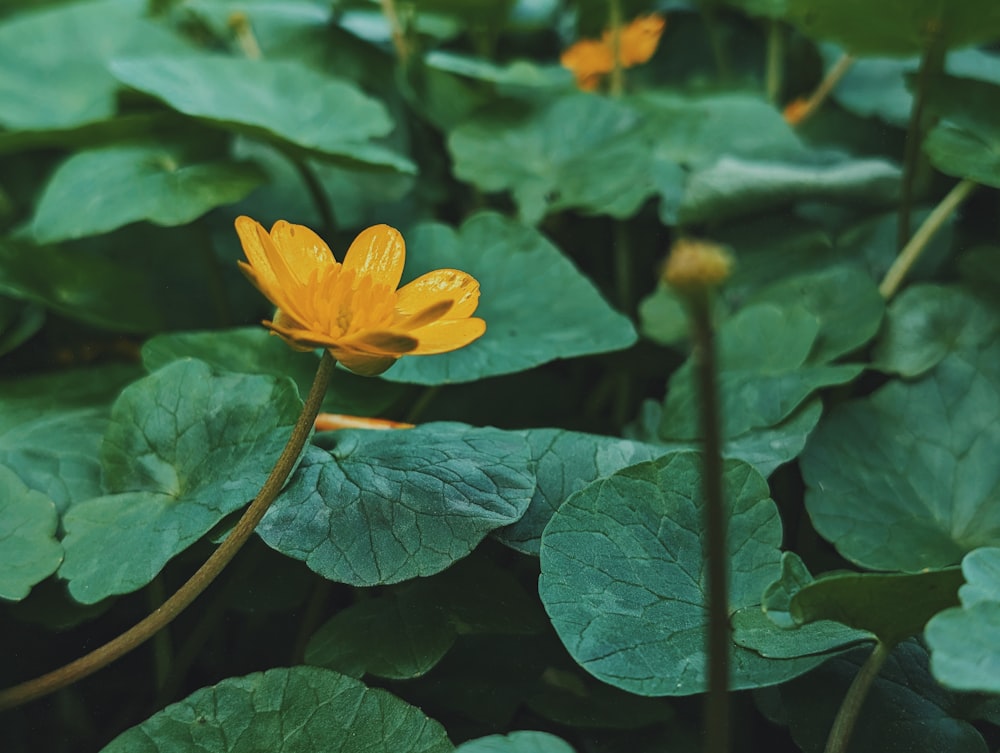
left=0, top=364, right=140, bottom=513
left=382, top=213, right=636, bottom=385
left=801, top=347, right=1000, bottom=572
left=923, top=76, right=1000, bottom=188
left=258, top=422, right=534, bottom=586
left=141, top=327, right=405, bottom=416
left=873, top=284, right=1000, bottom=377
left=926, top=547, right=1000, bottom=693
left=0, top=466, right=62, bottom=601
left=100, top=667, right=454, bottom=753
left=787, top=0, right=1000, bottom=55
left=539, top=453, right=828, bottom=696
left=455, top=732, right=576, bottom=753
left=59, top=359, right=302, bottom=603
left=31, top=140, right=265, bottom=243
left=0, top=0, right=190, bottom=131
left=0, top=297, right=43, bottom=357
left=775, top=641, right=989, bottom=753
left=109, top=54, right=414, bottom=171
left=448, top=94, right=655, bottom=224
left=495, top=429, right=666, bottom=555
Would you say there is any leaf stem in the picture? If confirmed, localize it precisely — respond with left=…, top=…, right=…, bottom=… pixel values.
left=879, top=178, right=977, bottom=300
left=0, top=352, right=337, bottom=711
left=699, top=0, right=730, bottom=82
left=290, top=157, right=337, bottom=238
left=380, top=0, right=410, bottom=63
left=787, top=52, right=854, bottom=127
left=688, top=291, right=729, bottom=753
left=823, top=641, right=890, bottom=753
left=898, top=34, right=946, bottom=248
left=608, top=0, right=625, bottom=97
left=765, top=19, right=784, bottom=104
left=146, top=576, right=172, bottom=692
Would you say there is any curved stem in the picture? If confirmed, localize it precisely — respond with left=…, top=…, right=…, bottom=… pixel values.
left=824, top=641, right=890, bottom=753
left=879, top=178, right=977, bottom=300
left=290, top=157, right=337, bottom=238
left=0, top=352, right=337, bottom=712
left=688, top=292, right=729, bottom=753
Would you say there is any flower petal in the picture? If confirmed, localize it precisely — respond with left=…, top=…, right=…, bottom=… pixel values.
left=394, top=269, right=481, bottom=328
left=406, top=318, right=487, bottom=355
left=268, top=220, right=336, bottom=284
left=328, top=348, right=399, bottom=377
left=342, top=224, right=406, bottom=291
left=235, top=216, right=280, bottom=292
left=342, top=330, right=419, bottom=355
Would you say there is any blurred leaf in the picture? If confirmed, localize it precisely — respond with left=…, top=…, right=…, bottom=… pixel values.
left=0, top=0, right=191, bottom=131
left=776, top=641, right=989, bottom=753
left=539, top=453, right=829, bottom=696
left=258, top=423, right=534, bottom=586
left=924, top=76, right=1000, bottom=188
left=455, top=732, right=576, bottom=753
left=32, top=140, right=265, bottom=243
left=0, top=466, right=62, bottom=601
left=59, top=359, right=302, bottom=603
left=723, top=0, right=788, bottom=19
left=110, top=54, right=415, bottom=171
left=448, top=95, right=654, bottom=224
left=801, top=347, right=1000, bottom=572
left=383, top=212, right=637, bottom=385
left=926, top=547, right=1000, bottom=693
left=100, top=667, right=454, bottom=752
left=873, top=284, right=1000, bottom=377
left=0, top=297, right=43, bottom=356
left=787, top=0, right=1000, bottom=55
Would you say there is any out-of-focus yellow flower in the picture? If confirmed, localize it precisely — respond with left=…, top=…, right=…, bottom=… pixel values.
left=314, top=413, right=415, bottom=431
left=561, top=14, right=666, bottom=91
left=662, top=238, right=732, bottom=295
left=235, top=217, right=486, bottom=377
left=782, top=97, right=811, bottom=126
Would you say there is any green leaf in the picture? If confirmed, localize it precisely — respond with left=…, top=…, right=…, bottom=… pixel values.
left=0, top=364, right=140, bottom=513
left=0, top=0, right=191, bottom=131
left=0, top=466, right=62, bottom=601
left=924, top=76, right=1000, bottom=188
left=109, top=54, right=414, bottom=171
left=660, top=304, right=862, bottom=440
left=448, top=95, right=655, bottom=224
left=383, top=213, right=637, bottom=385
left=100, top=666, right=454, bottom=753
left=801, top=347, right=1000, bottom=572
left=455, top=732, right=576, bottom=753
left=926, top=547, right=1000, bottom=693
left=495, top=429, right=666, bottom=555
left=141, top=327, right=405, bottom=416
left=873, top=284, right=1000, bottom=377
left=31, top=140, right=265, bottom=243
left=0, top=298, right=43, bottom=357
left=539, top=453, right=829, bottom=696
left=258, top=422, right=534, bottom=586
left=776, top=641, right=989, bottom=753
left=787, top=0, right=1000, bottom=55
left=59, top=359, right=302, bottom=603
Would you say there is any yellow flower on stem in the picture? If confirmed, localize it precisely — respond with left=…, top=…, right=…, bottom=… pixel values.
left=561, top=13, right=666, bottom=92
left=235, top=217, right=486, bottom=377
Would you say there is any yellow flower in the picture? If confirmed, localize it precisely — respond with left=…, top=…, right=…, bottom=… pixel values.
left=235, top=217, right=486, bottom=376
left=561, top=14, right=666, bottom=91
left=662, top=238, right=733, bottom=294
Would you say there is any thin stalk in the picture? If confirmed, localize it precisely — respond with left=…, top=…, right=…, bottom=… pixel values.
left=290, top=157, right=337, bottom=238
left=0, top=352, right=337, bottom=711
left=229, top=11, right=262, bottom=59
left=880, top=178, right=977, bottom=299
left=765, top=20, right=784, bottom=104
left=787, top=53, right=854, bottom=126
left=146, top=576, right=172, bottom=692
left=608, top=0, right=625, bottom=97
left=404, top=386, right=440, bottom=424
left=898, top=35, right=946, bottom=248
left=291, top=578, right=334, bottom=664
left=823, top=641, right=890, bottom=753
left=699, top=0, right=730, bottom=81
left=380, top=0, right=409, bottom=63
left=688, top=292, right=729, bottom=753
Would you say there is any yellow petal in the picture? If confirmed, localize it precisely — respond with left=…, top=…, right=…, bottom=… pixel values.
left=342, top=330, right=419, bottom=355
left=614, top=14, right=665, bottom=66
left=407, top=318, right=486, bottom=355
left=314, top=413, right=414, bottom=431
left=395, top=269, right=481, bottom=327
left=342, top=224, right=406, bottom=291
left=268, top=220, right=336, bottom=284
left=235, top=216, right=280, bottom=292
left=327, top=347, right=399, bottom=377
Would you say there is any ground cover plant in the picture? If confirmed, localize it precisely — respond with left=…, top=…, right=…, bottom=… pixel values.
left=1, top=0, right=999, bottom=751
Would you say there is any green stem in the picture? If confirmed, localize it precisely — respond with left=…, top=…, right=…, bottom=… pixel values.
left=290, top=157, right=337, bottom=238
left=608, top=0, right=624, bottom=96
left=405, top=385, right=440, bottom=424
left=380, top=0, right=410, bottom=63
left=880, top=178, right=977, bottom=299
left=898, top=35, right=946, bottom=249
left=146, top=576, right=172, bottom=692
left=688, top=292, right=729, bottom=753
left=823, top=641, right=890, bottom=753
left=0, top=352, right=337, bottom=711
left=291, top=578, right=334, bottom=664
left=765, top=20, right=784, bottom=104
left=699, top=0, right=730, bottom=81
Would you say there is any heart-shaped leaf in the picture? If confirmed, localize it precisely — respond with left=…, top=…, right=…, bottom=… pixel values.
left=0, top=466, right=63, bottom=601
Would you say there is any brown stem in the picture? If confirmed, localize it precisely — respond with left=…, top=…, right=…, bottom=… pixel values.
left=0, top=352, right=337, bottom=711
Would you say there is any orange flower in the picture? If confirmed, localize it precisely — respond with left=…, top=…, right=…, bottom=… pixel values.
left=561, top=13, right=666, bottom=91
left=782, top=97, right=811, bottom=126
left=314, top=413, right=415, bottom=431
left=235, top=217, right=486, bottom=377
